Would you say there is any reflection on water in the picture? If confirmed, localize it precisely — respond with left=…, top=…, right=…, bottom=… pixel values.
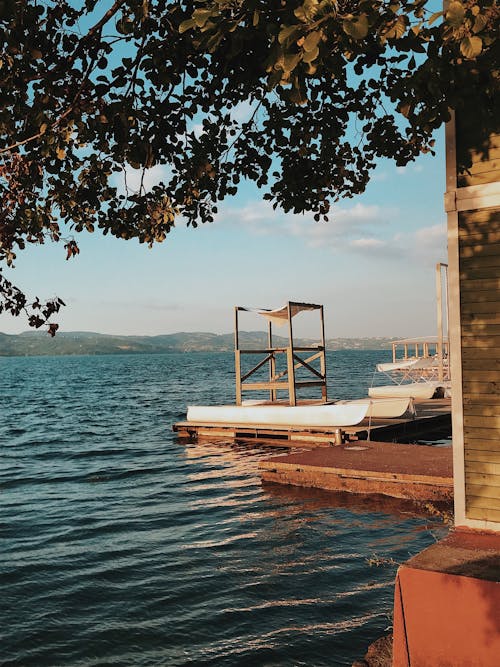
left=1, top=352, right=449, bottom=666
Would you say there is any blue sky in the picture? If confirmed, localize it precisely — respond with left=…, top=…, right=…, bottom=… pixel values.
left=1, top=130, right=447, bottom=339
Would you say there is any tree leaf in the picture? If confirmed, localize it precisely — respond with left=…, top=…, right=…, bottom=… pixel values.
left=427, top=11, right=443, bottom=26
left=398, top=101, right=412, bottom=118
left=192, top=9, right=212, bottom=28
left=179, top=18, right=196, bottom=34
left=278, top=25, right=301, bottom=45
left=343, top=15, right=369, bottom=40
left=303, top=30, right=322, bottom=52
left=267, top=69, right=283, bottom=90
left=460, top=35, right=482, bottom=59
left=303, top=45, right=319, bottom=62
left=383, top=15, right=407, bottom=40
left=472, top=14, right=488, bottom=34
left=282, top=52, right=302, bottom=73
left=445, top=2, right=466, bottom=28
left=294, top=0, right=320, bottom=23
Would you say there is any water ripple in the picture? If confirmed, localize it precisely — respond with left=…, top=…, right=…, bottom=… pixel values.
left=1, top=352, right=449, bottom=666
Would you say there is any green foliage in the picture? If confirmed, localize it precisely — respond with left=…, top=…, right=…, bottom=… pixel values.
left=0, top=0, right=498, bottom=331
left=0, top=331, right=402, bottom=356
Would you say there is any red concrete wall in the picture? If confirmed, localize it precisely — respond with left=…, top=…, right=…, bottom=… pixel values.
left=393, top=565, right=500, bottom=666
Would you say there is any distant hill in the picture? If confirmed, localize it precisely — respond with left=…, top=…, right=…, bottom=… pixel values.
left=0, top=331, right=398, bottom=357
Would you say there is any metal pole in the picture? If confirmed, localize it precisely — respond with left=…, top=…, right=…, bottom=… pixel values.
left=234, top=307, right=242, bottom=405
left=319, top=305, right=327, bottom=402
left=436, top=263, right=444, bottom=382
left=268, top=320, right=276, bottom=403
left=287, top=302, right=296, bottom=406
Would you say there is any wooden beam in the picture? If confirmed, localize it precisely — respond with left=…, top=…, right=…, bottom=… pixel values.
left=466, top=472, right=500, bottom=487
left=240, top=353, right=275, bottom=383
left=239, top=348, right=288, bottom=354
left=437, top=263, right=444, bottom=382
left=268, top=321, right=276, bottom=403
left=460, top=242, right=500, bottom=258
left=241, top=381, right=292, bottom=391
left=287, top=301, right=296, bottom=406
left=320, top=305, right=328, bottom=402
left=235, top=349, right=242, bottom=406
left=292, top=352, right=324, bottom=379
left=465, top=455, right=500, bottom=469
left=460, top=278, right=500, bottom=292
left=467, top=494, right=500, bottom=510
left=467, top=507, right=500, bottom=522
left=460, top=266, right=499, bottom=279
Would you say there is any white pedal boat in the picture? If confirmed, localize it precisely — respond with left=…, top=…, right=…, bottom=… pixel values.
left=186, top=397, right=412, bottom=428
left=368, top=382, right=447, bottom=400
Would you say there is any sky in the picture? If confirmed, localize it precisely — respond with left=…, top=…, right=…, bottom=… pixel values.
left=1, top=132, right=448, bottom=340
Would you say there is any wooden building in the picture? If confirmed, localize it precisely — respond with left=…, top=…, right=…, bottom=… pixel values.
left=446, top=114, right=500, bottom=529
left=391, top=105, right=500, bottom=666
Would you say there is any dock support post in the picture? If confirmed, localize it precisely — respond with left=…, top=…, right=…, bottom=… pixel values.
left=268, top=321, right=276, bottom=403
left=287, top=302, right=296, bottom=406
left=234, top=307, right=242, bottom=406
left=319, top=305, right=327, bottom=403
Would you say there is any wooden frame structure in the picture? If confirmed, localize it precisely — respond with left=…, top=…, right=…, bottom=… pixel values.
left=234, top=301, right=327, bottom=406
left=390, top=263, right=449, bottom=378
left=445, top=109, right=500, bottom=530
left=390, top=337, right=450, bottom=366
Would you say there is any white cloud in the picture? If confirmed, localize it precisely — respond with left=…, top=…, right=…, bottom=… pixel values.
left=230, top=100, right=255, bottom=122
left=214, top=199, right=399, bottom=253
left=191, top=123, right=204, bottom=138
left=214, top=197, right=447, bottom=266
left=396, top=163, right=425, bottom=176
left=410, top=223, right=447, bottom=263
left=350, top=237, right=386, bottom=248
left=414, top=223, right=446, bottom=246
left=371, top=171, right=389, bottom=182
left=112, top=164, right=172, bottom=195
left=366, top=222, right=447, bottom=264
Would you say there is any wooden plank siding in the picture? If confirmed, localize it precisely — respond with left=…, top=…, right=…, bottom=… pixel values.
left=457, top=128, right=500, bottom=187
left=459, top=207, right=500, bottom=523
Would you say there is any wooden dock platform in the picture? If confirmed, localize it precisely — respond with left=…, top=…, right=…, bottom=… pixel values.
left=173, top=398, right=451, bottom=446
left=259, top=441, right=453, bottom=502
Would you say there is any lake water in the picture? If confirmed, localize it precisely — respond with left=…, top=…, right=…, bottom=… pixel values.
left=1, top=351, right=449, bottom=666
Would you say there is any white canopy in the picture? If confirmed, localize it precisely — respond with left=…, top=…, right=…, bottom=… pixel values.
left=376, top=357, right=437, bottom=373
left=239, top=303, right=320, bottom=327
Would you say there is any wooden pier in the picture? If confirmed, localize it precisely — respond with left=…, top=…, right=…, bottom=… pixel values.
left=259, top=440, right=453, bottom=502
left=173, top=397, right=451, bottom=447
left=173, top=397, right=452, bottom=502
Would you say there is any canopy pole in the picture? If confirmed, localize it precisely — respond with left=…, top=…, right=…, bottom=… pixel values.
left=268, top=321, right=276, bottom=403
left=436, top=263, right=449, bottom=383
left=287, top=301, right=296, bottom=406
left=320, top=305, right=327, bottom=402
left=234, top=306, right=242, bottom=405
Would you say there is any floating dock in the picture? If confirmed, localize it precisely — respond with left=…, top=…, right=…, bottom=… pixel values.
left=259, top=440, right=453, bottom=502
left=173, top=300, right=454, bottom=502
left=173, top=397, right=451, bottom=447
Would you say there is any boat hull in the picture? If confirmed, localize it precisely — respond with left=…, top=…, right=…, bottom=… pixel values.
left=187, top=403, right=369, bottom=427
left=186, top=397, right=413, bottom=427
left=338, top=397, right=413, bottom=418
left=368, top=383, right=445, bottom=400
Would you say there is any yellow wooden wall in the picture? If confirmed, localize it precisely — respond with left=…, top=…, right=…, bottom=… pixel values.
left=458, top=207, right=500, bottom=523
